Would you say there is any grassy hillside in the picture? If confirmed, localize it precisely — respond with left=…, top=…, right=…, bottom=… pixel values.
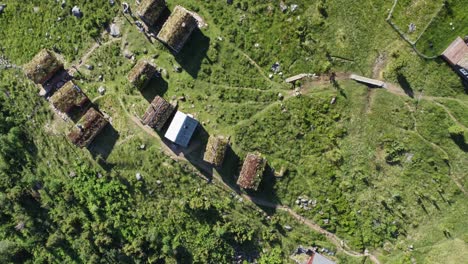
left=0, top=0, right=467, bottom=263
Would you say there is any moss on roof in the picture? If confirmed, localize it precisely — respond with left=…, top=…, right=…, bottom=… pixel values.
left=237, top=153, right=266, bottom=190
left=127, top=60, right=157, bottom=89
left=157, top=5, right=197, bottom=53
left=203, top=136, right=229, bottom=167
left=68, top=108, right=108, bottom=148
left=141, top=96, right=175, bottom=131
left=23, top=49, right=63, bottom=84
left=137, top=0, right=166, bottom=26
left=49, top=81, right=90, bottom=114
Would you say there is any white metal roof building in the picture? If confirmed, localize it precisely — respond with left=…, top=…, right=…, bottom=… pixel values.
left=164, top=111, right=198, bottom=147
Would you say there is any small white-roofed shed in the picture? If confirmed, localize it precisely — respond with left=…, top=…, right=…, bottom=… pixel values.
left=164, top=111, right=198, bottom=147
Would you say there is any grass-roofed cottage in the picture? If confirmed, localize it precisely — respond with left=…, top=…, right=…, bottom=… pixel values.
left=237, top=153, right=267, bottom=191
left=127, top=60, right=157, bottom=90
left=137, top=0, right=166, bottom=26
left=203, top=135, right=229, bottom=167
left=24, top=49, right=63, bottom=85
left=157, top=5, right=198, bottom=53
left=141, top=96, right=175, bottom=131
left=68, top=108, right=108, bottom=148
left=49, top=81, right=90, bottom=117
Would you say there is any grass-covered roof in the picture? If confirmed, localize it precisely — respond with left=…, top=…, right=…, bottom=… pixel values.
left=127, top=60, right=157, bottom=89
left=49, top=81, right=90, bottom=115
left=157, top=5, right=197, bottom=53
left=68, top=108, right=108, bottom=148
left=141, top=96, right=175, bottom=131
left=203, top=136, right=229, bottom=167
left=237, top=153, right=266, bottom=190
left=137, top=0, right=166, bottom=26
left=23, top=49, right=63, bottom=84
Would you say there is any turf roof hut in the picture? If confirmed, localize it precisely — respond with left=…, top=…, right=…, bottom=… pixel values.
left=203, top=136, right=229, bottom=167
left=23, top=49, right=63, bottom=84
left=237, top=153, right=267, bottom=190
left=137, top=0, right=166, bottom=26
left=68, top=108, right=108, bottom=148
left=49, top=81, right=90, bottom=116
left=157, top=5, right=198, bottom=53
left=127, top=60, right=157, bottom=90
left=141, top=96, right=175, bottom=131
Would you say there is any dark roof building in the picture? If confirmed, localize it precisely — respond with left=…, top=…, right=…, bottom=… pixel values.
left=24, top=49, right=63, bottom=84
left=237, top=153, right=266, bottom=190
left=141, top=96, right=175, bottom=131
left=68, top=108, right=108, bottom=148
left=49, top=81, right=90, bottom=116
left=127, top=60, right=157, bottom=90
left=164, top=111, right=198, bottom=147
left=157, top=5, right=198, bottom=53
left=137, top=0, right=166, bottom=26
left=203, top=135, right=229, bottom=167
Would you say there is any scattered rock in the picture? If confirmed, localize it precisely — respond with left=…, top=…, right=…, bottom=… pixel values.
left=295, top=199, right=300, bottom=205
left=284, top=225, right=293, bottom=231
left=408, top=245, right=414, bottom=250
left=408, top=23, right=416, bottom=33
left=269, top=73, right=273, bottom=79
left=61, top=0, right=66, bottom=9
left=71, top=6, right=82, bottom=18
left=178, top=96, right=186, bottom=101
left=86, top=64, right=94, bottom=70
left=136, top=172, right=142, bottom=181
left=0, top=4, right=6, bottom=14
left=290, top=4, right=299, bottom=12
left=156, top=180, right=162, bottom=185
left=109, top=0, right=115, bottom=6
left=323, top=219, right=329, bottom=224
left=123, top=50, right=133, bottom=59
left=227, top=0, right=233, bottom=5
left=174, top=65, right=182, bottom=72
left=98, top=75, right=103, bottom=82
left=33, top=6, right=39, bottom=13
left=122, top=2, right=130, bottom=14
left=97, top=173, right=103, bottom=178
left=330, top=97, right=336, bottom=104
left=98, top=86, right=106, bottom=95
left=271, top=62, right=280, bottom=73
left=278, top=93, right=284, bottom=100
left=254, top=43, right=260, bottom=48
left=110, top=23, right=120, bottom=37
left=69, top=171, right=76, bottom=177
left=140, top=144, right=146, bottom=150
left=15, top=221, right=25, bottom=231
left=280, top=1, right=288, bottom=12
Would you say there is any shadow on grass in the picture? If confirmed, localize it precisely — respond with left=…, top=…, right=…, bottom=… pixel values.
left=140, top=77, right=168, bottom=103
left=174, top=28, right=210, bottom=78
left=88, top=124, right=119, bottom=169
left=397, top=73, right=414, bottom=98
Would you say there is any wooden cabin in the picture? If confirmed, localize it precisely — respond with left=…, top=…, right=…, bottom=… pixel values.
left=237, top=153, right=266, bottom=190
left=68, top=108, right=108, bottom=148
left=137, top=0, right=166, bottom=26
left=441, top=37, right=468, bottom=81
left=141, top=96, right=175, bottom=131
left=49, top=81, right=90, bottom=117
left=127, top=60, right=157, bottom=90
left=24, top=49, right=63, bottom=85
left=203, top=136, right=229, bottom=167
left=157, top=5, right=197, bottom=53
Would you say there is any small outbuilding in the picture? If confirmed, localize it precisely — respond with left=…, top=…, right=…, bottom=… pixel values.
left=127, top=60, right=157, bottom=90
left=291, top=247, right=336, bottom=264
left=68, top=108, right=108, bottom=148
left=49, top=81, right=90, bottom=116
left=441, top=37, right=468, bottom=81
left=141, top=96, right=175, bottom=131
left=237, top=153, right=266, bottom=190
left=164, top=111, right=198, bottom=147
left=157, top=5, right=198, bottom=53
left=137, top=0, right=166, bottom=26
left=203, top=135, right=229, bottom=167
left=24, top=49, right=63, bottom=85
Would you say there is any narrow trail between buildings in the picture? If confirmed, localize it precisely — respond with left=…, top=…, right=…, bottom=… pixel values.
left=117, top=97, right=381, bottom=263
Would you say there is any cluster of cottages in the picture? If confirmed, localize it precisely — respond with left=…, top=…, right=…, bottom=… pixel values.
left=23, top=49, right=108, bottom=148
left=22, top=0, right=270, bottom=192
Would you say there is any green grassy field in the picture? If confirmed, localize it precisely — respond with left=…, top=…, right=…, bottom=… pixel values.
left=1, top=0, right=467, bottom=263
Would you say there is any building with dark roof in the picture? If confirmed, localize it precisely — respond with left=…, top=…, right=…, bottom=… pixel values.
left=237, top=153, right=266, bottom=190
left=49, top=81, right=90, bottom=116
left=127, top=60, right=157, bottom=90
left=141, top=96, right=175, bottom=131
left=137, top=0, right=166, bottom=26
left=68, top=108, right=108, bottom=148
left=24, top=49, right=63, bottom=85
left=157, top=5, right=198, bottom=53
left=203, top=135, right=229, bottom=167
